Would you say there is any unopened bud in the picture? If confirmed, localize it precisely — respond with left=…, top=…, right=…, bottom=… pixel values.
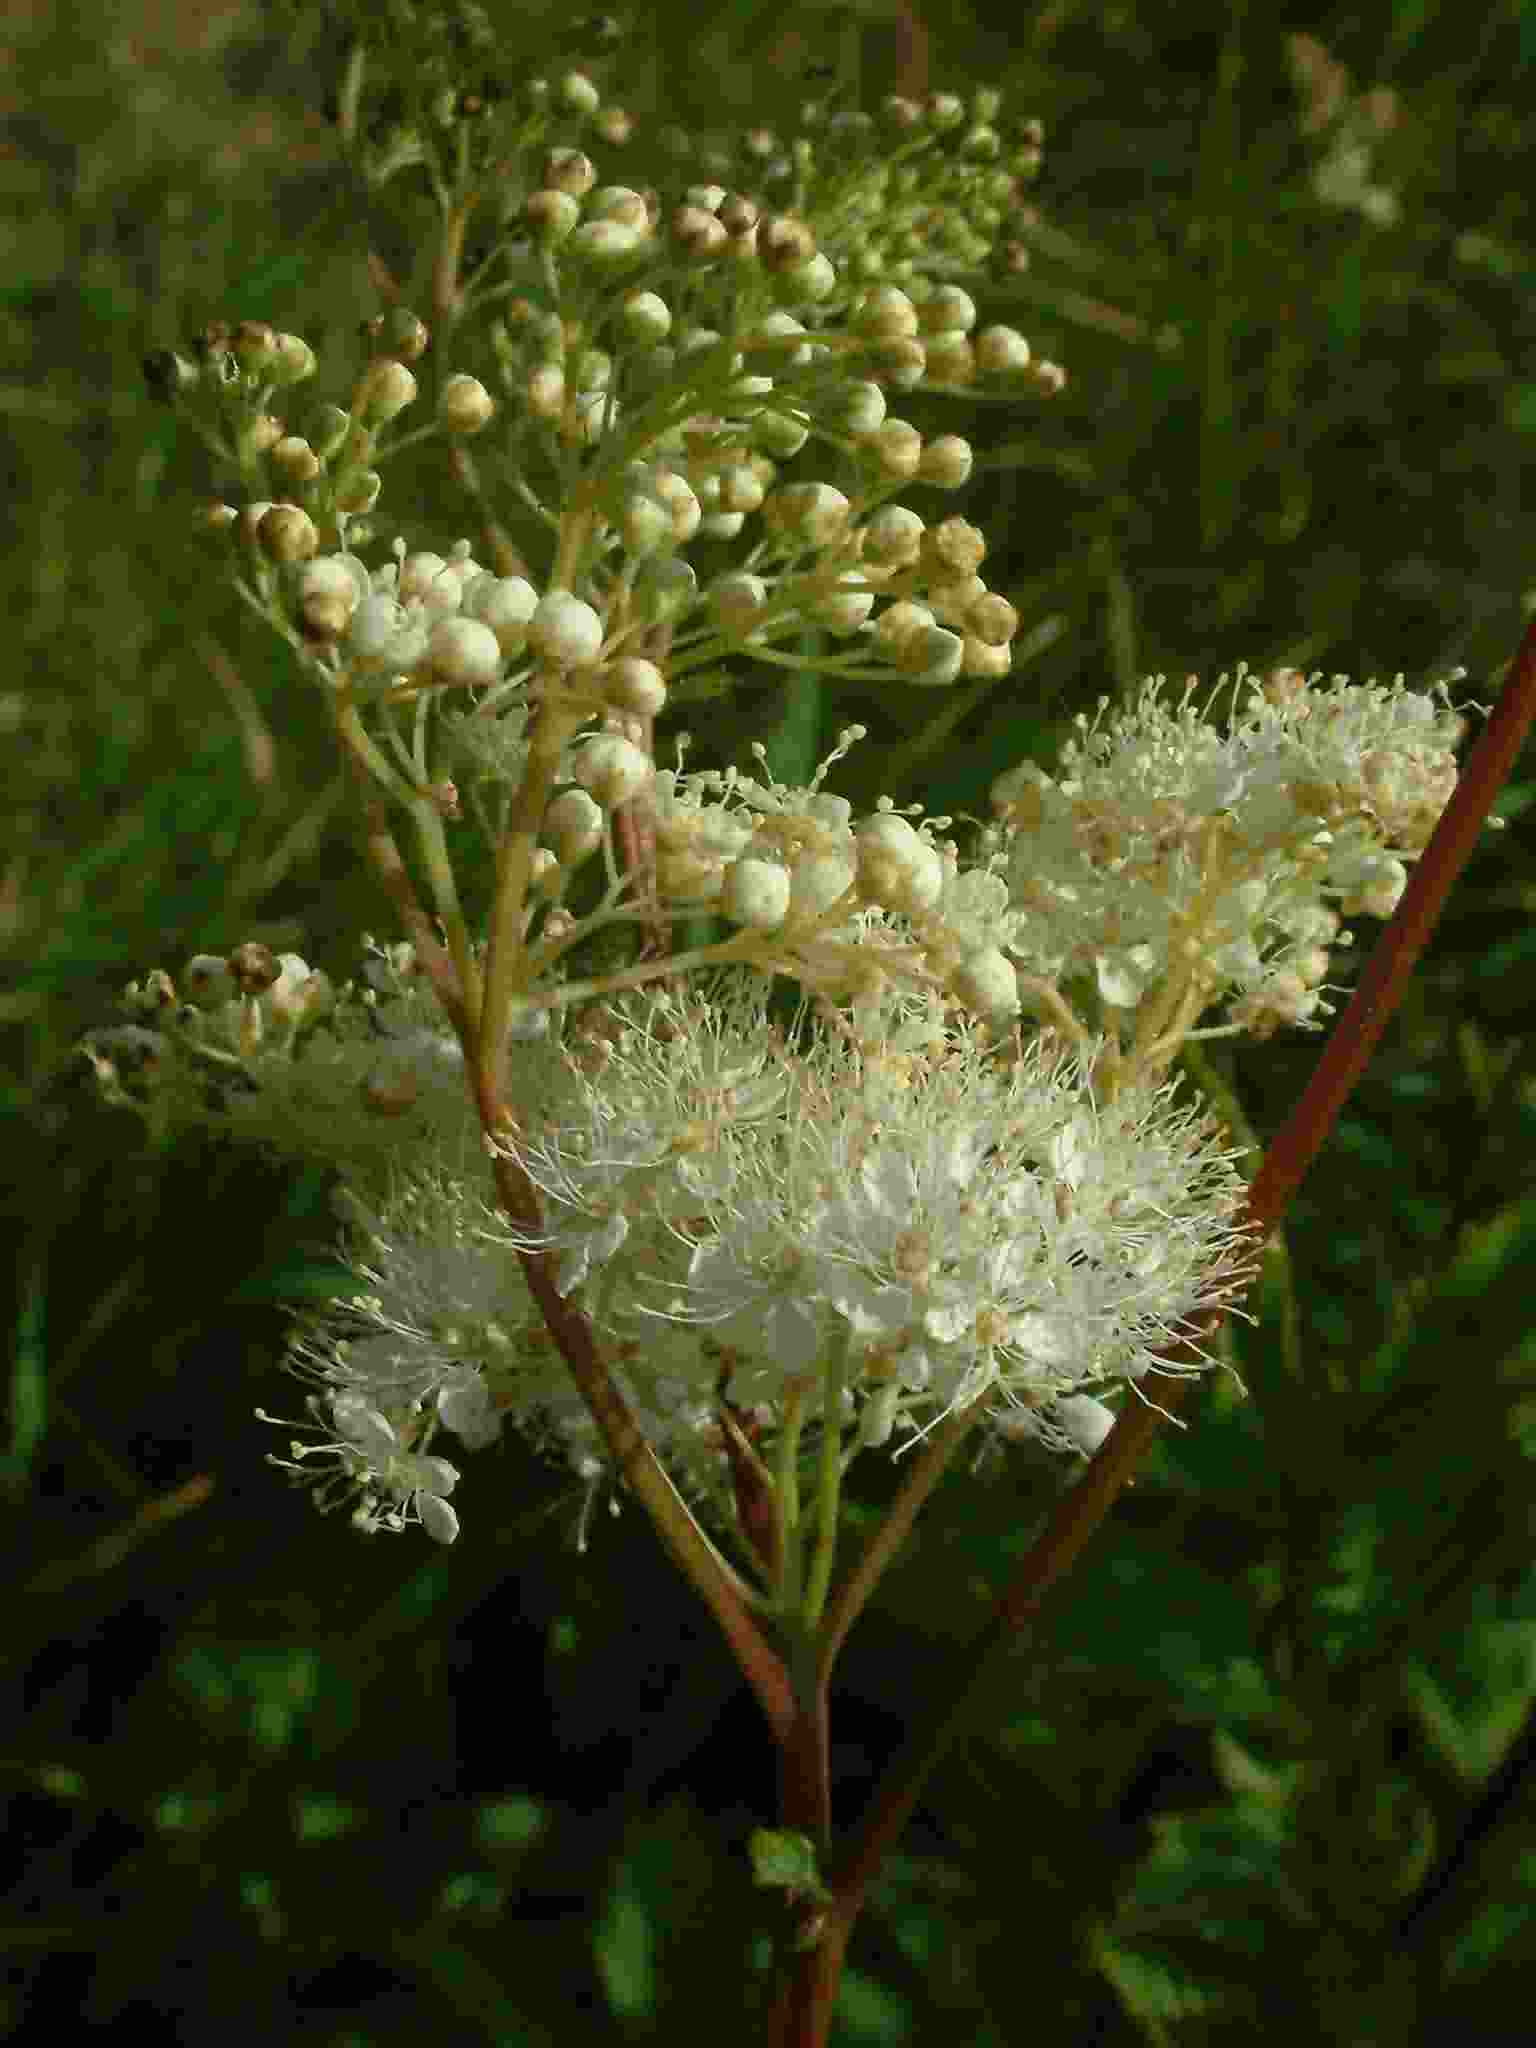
left=439, top=373, right=495, bottom=434
left=356, top=359, right=418, bottom=426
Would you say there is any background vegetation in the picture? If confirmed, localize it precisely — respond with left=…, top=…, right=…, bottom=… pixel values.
left=5, top=1, right=1536, bottom=2039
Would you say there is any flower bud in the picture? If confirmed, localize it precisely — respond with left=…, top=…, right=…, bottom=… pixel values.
left=758, top=215, right=817, bottom=272
left=873, top=336, right=927, bottom=390
left=620, top=289, right=672, bottom=342
left=717, top=463, right=765, bottom=515
left=183, top=954, right=236, bottom=1008
left=722, top=857, right=791, bottom=929
left=543, top=145, right=596, bottom=195
left=356, top=358, right=419, bottom=426
left=335, top=467, right=382, bottom=515
left=921, top=285, right=977, bottom=334
left=587, top=185, right=651, bottom=230
left=811, top=570, right=874, bottom=636
left=919, top=434, right=973, bottom=489
left=605, top=656, right=667, bottom=717
left=258, top=503, right=319, bottom=563
left=868, top=417, right=922, bottom=478
left=900, top=624, right=965, bottom=685
left=527, top=363, right=566, bottom=419
left=967, top=592, right=1018, bottom=646
left=752, top=407, right=811, bottom=458
left=439, top=373, right=495, bottom=434
left=862, top=505, right=924, bottom=566
left=975, top=324, right=1032, bottom=376
left=366, top=306, right=431, bottom=362
left=961, top=635, right=1012, bottom=679
left=789, top=850, right=856, bottom=918
left=271, top=332, right=319, bottom=384
left=856, top=813, right=944, bottom=912
left=618, top=488, right=671, bottom=556
left=952, top=946, right=1019, bottom=1015
left=673, top=204, right=728, bottom=262
left=574, top=733, right=652, bottom=806
left=766, top=481, right=849, bottom=547
left=427, top=615, right=502, bottom=687
left=830, top=381, right=886, bottom=436
left=568, top=219, right=648, bottom=266
left=855, top=285, right=919, bottom=341
left=560, top=70, right=601, bottom=116
left=773, top=252, right=836, bottom=303
left=632, top=555, right=697, bottom=623
left=462, top=573, right=539, bottom=655
left=270, top=435, right=321, bottom=484
left=526, top=188, right=581, bottom=242
left=712, top=572, right=773, bottom=637
left=228, top=941, right=281, bottom=995
left=651, top=469, right=702, bottom=541
left=544, top=786, right=605, bottom=865
left=529, top=591, right=605, bottom=667
left=924, top=516, right=987, bottom=578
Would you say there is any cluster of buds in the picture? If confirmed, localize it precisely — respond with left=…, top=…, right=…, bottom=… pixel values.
left=1285, top=32, right=1401, bottom=227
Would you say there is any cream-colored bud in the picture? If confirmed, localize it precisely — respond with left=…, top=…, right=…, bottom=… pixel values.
left=573, top=733, right=652, bottom=806
left=952, top=947, right=1019, bottom=1016
left=767, top=481, right=850, bottom=546
left=461, top=573, right=538, bottom=655
left=527, top=363, right=566, bottom=419
left=1031, top=359, right=1068, bottom=396
left=833, top=381, right=887, bottom=436
left=543, top=145, right=596, bottom=194
left=710, top=572, right=771, bottom=636
left=749, top=311, right=813, bottom=369
left=869, top=417, right=922, bottom=478
left=258, top=503, right=319, bottom=563
left=811, top=570, right=875, bottom=636
left=568, top=219, right=648, bottom=265
left=975, top=324, right=1032, bottom=376
left=901, top=625, right=965, bottom=685
left=923, top=333, right=976, bottom=385
left=918, top=434, right=973, bottom=488
left=620, top=489, right=672, bottom=555
left=921, top=285, right=977, bottom=334
left=967, top=592, right=1018, bottom=645
left=270, top=435, right=320, bottom=483
left=862, top=505, right=924, bottom=565
left=529, top=591, right=605, bottom=667
left=356, top=358, right=418, bottom=425
left=856, top=814, right=944, bottom=912
left=961, top=635, right=1012, bottom=679
left=427, top=615, right=502, bottom=687
left=753, top=407, right=811, bottom=458
left=334, top=467, right=382, bottom=514
left=238, top=500, right=274, bottom=545
left=526, top=187, right=581, bottom=242
left=856, top=285, right=919, bottom=341
left=673, top=205, right=728, bottom=262
left=587, top=186, right=651, bottom=230
left=605, top=657, right=667, bottom=717
left=651, top=469, right=702, bottom=541
left=789, top=851, right=857, bottom=918
left=925, top=516, right=987, bottom=577
left=722, top=857, right=791, bottom=930
left=543, top=786, right=605, bottom=865
left=718, top=464, right=765, bottom=515
left=758, top=215, right=817, bottom=271
left=774, top=253, right=836, bottom=303
left=439, top=373, right=495, bottom=434
left=874, top=336, right=927, bottom=391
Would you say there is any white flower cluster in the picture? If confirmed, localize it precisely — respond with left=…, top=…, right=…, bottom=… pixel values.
left=272, top=984, right=1256, bottom=1542
left=991, top=668, right=1467, bottom=1042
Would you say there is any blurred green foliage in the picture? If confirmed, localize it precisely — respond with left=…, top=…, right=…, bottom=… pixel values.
left=5, top=0, right=1536, bottom=2041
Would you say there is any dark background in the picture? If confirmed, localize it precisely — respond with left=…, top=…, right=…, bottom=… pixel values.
left=6, top=2, right=1536, bottom=2039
